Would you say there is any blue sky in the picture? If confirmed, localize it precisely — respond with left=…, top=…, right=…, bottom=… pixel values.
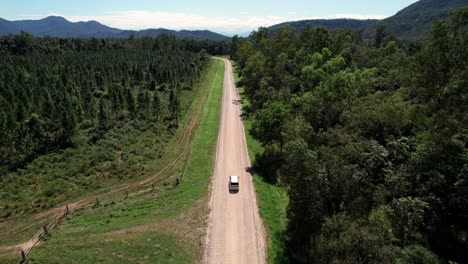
left=0, top=0, right=419, bottom=34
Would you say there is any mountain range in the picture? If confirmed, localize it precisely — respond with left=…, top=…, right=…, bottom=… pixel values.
left=0, top=16, right=229, bottom=40
left=269, top=0, right=468, bottom=39
left=0, top=0, right=467, bottom=40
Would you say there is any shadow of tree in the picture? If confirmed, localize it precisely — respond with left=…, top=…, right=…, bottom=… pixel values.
left=251, top=144, right=282, bottom=184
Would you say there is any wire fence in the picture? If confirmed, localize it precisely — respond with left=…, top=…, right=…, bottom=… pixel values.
left=19, top=206, right=68, bottom=263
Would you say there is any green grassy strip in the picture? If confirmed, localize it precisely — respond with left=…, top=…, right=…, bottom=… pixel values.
left=23, top=59, right=224, bottom=264
left=232, top=62, right=289, bottom=264
left=180, top=57, right=224, bottom=200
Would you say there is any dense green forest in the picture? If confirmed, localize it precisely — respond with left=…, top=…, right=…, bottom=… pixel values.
left=0, top=33, right=213, bottom=218
left=233, top=7, right=468, bottom=263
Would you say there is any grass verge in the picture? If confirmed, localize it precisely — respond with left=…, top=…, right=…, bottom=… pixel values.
left=232, top=62, right=288, bottom=264
left=1, top=58, right=224, bottom=264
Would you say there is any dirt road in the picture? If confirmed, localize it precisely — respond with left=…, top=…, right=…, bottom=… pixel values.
left=205, top=59, right=266, bottom=264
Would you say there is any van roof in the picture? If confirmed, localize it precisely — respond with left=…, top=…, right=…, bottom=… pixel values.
left=230, top=176, right=239, bottom=183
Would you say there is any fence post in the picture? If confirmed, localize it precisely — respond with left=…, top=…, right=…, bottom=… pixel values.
left=42, top=224, right=48, bottom=234
left=66, top=205, right=69, bottom=213
left=20, top=250, right=26, bottom=263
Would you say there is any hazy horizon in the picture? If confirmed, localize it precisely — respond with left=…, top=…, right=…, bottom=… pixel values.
left=0, top=0, right=418, bottom=35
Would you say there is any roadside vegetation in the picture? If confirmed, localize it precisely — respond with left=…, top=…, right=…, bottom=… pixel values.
left=231, top=8, right=468, bottom=263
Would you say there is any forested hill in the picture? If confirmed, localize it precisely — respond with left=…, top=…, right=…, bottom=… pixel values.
left=269, top=19, right=377, bottom=34
left=0, top=16, right=229, bottom=40
left=117, top=29, right=229, bottom=41
left=269, top=0, right=468, bottom=39
left=365, top=0, right=468, bottom=39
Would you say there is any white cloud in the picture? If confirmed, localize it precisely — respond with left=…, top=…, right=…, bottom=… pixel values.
left=18, top=11, right=387, bottom=35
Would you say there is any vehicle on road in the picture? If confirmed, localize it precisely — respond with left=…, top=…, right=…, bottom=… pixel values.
left=229, top=176, right=239, bottom=193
